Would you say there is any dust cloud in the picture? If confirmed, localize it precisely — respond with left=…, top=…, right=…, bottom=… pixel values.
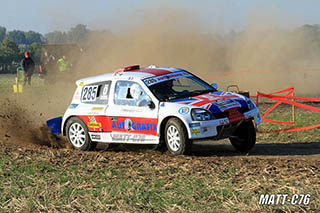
left=73, top=7, right=320, bottom=96
left=1, top=5, right=320, bottom=146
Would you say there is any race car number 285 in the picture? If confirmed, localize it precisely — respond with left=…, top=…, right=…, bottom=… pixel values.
left=82, top=85, right=98, bottom=102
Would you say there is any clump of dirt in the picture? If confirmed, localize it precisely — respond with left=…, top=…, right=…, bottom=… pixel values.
left=0, top=98, right=67, bottom=148
left=30, top=124, right=68, bottom=148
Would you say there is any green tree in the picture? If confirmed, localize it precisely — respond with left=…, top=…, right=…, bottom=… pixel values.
left=24, top=31, right=44, bottom=45
left=0, top=39, right=20, bottom=61
left=45, top=31, right=68, bottom=44
left=29, top=42, right=42, bottom=63
left=0, top=26, right=6, bottom=43
left=7, top=30, right=27, bottom=44
left=0, top=39, right=21, bottom=73
left=67, top=24, right=90, bottom=43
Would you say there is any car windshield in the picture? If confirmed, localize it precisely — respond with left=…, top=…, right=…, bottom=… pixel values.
left=144, top=71, right=216, bottom=101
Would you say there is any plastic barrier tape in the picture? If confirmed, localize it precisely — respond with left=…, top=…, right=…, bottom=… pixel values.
left=257, top=87, right=295, bottom=125
left=257, top=87, right=320, bottom=132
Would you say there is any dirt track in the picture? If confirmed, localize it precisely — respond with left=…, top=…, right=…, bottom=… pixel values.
left=1, top=132, right=319, bottom=164
left=1, top=125, right=319, bottom=211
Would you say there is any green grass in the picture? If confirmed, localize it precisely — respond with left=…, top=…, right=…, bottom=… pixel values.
left=0, top=144, right=319, bottom=212
left=257, top=104, right=320, bottom=142
left=0, top=74, right=46, bottom=97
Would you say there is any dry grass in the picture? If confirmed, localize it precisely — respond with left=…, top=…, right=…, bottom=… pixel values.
left=0, top=140, right=319, bottom=212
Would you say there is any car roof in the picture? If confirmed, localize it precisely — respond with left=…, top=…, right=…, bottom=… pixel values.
left=76, top=65, right=187, bottom=86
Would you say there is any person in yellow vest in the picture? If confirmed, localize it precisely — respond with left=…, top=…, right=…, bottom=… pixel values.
left=57, top=55, right=71, bottom=73
left=16, top=66, right=24, bottom=83
left=13, top=66, right=24, bottom=93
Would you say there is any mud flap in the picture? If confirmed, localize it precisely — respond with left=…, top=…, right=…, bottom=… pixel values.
left=47, top=117, right=62, bottom=135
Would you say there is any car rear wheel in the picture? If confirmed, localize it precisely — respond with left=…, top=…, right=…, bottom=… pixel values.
left=229, top=120, right=256, bottom=153
left=66, top=117, right=96, bottom=151
left=165, top=118, right=192, bottom=155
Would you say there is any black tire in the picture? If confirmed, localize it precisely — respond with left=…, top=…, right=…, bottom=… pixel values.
left=148, top=142, right=166, bottom=151
left=164, top=118, right=192, bottom=155
left=66, top=117, right=96, bottom=151
left=229, top=120, right=256, bottom=153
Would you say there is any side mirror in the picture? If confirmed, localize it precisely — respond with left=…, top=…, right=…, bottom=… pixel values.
left=211, top=83, right=218, bottom=89
left=137, top=99, right=155, bottom=109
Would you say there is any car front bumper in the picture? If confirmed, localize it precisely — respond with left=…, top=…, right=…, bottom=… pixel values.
left=188, top=107, right=261, bottom=140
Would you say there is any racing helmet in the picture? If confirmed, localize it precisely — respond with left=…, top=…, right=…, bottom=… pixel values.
left=130, top=83, right=143, bottom=99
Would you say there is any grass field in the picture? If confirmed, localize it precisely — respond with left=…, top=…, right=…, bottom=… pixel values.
left=0, top=74, right=320, bottom=212
left=0, top=142, right=319, bottom=212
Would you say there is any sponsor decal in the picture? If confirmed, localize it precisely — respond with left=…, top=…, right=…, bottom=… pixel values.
left=91, top=107, right=104, bottom=111
left=219, top=119, right=228, bottom=125
left=100, top=84, right=110, bottom=100
left=178, top=107, right=190, bottom=114
left=143, top=71, right=193, bottom=86
left=110, top=133, right=145, bottom=142
left=189, top=123, right=200, bottom=128
left=112, top=119, right=157, bottom=131
left=124, top=119, right=132, bottom=130
left=128, top=77, right=134, bottom=80
left=192, top=128, right=201, bottom=134
left=87, top=111, right=100, bottom=115
left=79, top=82, right=84, bottom=86
left=69, top=104, right=78, bottom=109
left=214, top=99, right=234, bottom=106
left=87, top=117, right=102, bottom=129
left=91, top=134, right=101, bottom=140
left=160, top=102, right=165, bottom=107
left=73, top=91, right=80, bottom=100
left=121, top=108, right=143, bottom=113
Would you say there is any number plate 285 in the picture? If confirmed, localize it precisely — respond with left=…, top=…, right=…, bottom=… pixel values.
left=82, top=85, right=98, bottom=102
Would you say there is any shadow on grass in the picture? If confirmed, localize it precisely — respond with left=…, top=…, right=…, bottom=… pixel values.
left=190, top=141, right=320, bottom=157
left=96, top=141, right=320, bottom=157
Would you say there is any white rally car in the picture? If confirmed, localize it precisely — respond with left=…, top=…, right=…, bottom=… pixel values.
left=49, top=65, right=262, bottom=155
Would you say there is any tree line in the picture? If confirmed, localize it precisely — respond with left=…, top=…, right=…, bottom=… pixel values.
left=0, top=24, right=91, bottom=74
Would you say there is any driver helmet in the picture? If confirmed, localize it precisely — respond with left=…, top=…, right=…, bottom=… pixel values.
left=130, top=84, right=143, bottom=99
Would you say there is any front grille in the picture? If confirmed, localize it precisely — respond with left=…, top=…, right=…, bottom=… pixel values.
left=213, top=106, right=248, bottom=119
left=214, top=111, right=229, bottom=119
left=238, top=106, right=249, bottom=114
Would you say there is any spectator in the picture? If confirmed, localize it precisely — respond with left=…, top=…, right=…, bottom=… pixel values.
left=57, top=55, right=71, bottom=73
left=40, top=51, right=57, bottom=83
left=21, top=51, right=35, bottom=86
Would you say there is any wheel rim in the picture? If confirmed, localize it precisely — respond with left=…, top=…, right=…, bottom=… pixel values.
left=69, top=123, right=86, bottom=148
left=167, top=125, right=181, bottom=152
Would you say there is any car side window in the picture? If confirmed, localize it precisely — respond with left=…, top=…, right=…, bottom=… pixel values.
left=114, top=81, right=148, bottom=106
left=81, top=81, right=111, bottom=104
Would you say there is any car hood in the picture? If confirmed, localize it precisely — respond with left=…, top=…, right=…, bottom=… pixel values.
left=169, top=90, right=248, bottom=114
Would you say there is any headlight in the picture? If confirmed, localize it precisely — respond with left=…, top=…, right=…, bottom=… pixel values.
left=191, top=108, right=214, bottom=121
left=247, top=99, right=256, bottom=110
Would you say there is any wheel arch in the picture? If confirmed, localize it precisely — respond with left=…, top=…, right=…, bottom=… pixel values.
left=62, top=115, right=80, bottom=136
left=158, top=116, right=190, bottom=142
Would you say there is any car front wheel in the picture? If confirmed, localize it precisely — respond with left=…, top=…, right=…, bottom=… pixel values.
left=66, top=117, right=96, bottom=151
left=165, top=118, right=192, bottom=155
left=229, top=120, right=256, bottom=153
